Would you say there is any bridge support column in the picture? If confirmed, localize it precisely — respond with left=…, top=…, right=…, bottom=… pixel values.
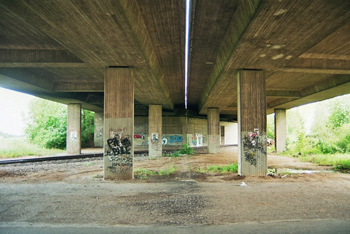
left=237, top=70, right=267, bottom=176
left=180, top=117, right=188, bottom=146
left=207, top=107, right=220, bottom=153
left=148, top=105, right=162, bottom=157
left=274, top=108, right=287, bottom=153
left=67, top=103, right=81, bottom=155
left=103, top=68, right=134, bottom=180
left=94, top=112, right=103, bottom=148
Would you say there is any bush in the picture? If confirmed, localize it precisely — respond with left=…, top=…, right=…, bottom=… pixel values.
left=25, top=98, right=95, bottom=150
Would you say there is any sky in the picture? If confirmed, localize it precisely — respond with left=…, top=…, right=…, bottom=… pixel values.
left=0, top=87, right=35, bottom=136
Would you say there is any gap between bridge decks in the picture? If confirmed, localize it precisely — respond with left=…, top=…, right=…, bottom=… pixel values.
left=185, top=0, right=191, bottom=110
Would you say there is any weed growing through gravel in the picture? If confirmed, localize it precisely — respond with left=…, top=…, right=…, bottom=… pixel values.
left=135, top=166, right=178, bottom=179
left=196, top=163, right=238, bottom=173
left=164, top=143, right=194, bottom=157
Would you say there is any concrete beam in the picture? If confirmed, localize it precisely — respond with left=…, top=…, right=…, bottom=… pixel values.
left=53, top=82, right=104, bottom=92
left=0, top=63, right=88, bottom=68
left=267, top=74, right=350, bottom=113
left=199, top=0, right=262, bottom=112
left=117, top=0, right=174, bottom=110
left=0, top=72, right=103, bottom=113
left=278, top=67, right=350, bottom=75
left=0, top=49, right=82, bottom=63
left=266, top=90, right=301, bottom=98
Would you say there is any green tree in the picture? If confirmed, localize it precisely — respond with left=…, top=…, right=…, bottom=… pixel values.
left=81, top=109, right=95, bottom=147
left=26, top=98, right=67, bottom=149
left=327, top=103, right=350, bottom=129
left=25, top=98, right=95, bottom=149
left=266, top=114, right=275, bottom=139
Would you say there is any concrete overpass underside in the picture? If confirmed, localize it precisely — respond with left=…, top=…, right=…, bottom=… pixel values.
left=1, top=0, right=350, bottom=178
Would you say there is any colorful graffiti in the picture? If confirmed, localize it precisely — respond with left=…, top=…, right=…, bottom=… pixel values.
left=151, top=133, right=159, bottom=143
left=242, top=128, right=266, bottom=166
left=162, top=135, right=183, bottom=145
left=188, top=134, right=204, bottom=147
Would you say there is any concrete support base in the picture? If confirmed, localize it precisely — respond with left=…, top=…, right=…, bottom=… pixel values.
left=104, top=68, right=134, bottom=180
left=275, top=108, right=287, bottom=153
left=207, top=108, right=220, bottom=154
left=67, top=103, right=81, bottom=155
left=94, top=112, right=103, bottom=148
left=237, top=70, right=267, bottom=176
left=149, top=105, right=162, bottom=157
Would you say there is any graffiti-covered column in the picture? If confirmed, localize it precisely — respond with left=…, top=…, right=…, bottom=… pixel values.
left=104, top=68, right=134, bottom=180
left=67, top=103, right=81, bottom=154
left=207, top=107, right=220, bottom=153
left=237, top=69, right=267, bottom=176
left=94, top=112, right=104, bottom=148
left=148, top=105, right=162, bottom=157
left=274, top=108, right=287, bottom=153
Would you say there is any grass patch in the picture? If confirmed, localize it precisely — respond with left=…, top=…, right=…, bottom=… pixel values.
left=197, top=163, right=238, bottom=173
left=164, top=142, right=194, bottom=157
left=281, top=152, right=350, bottom=171
left=0, top=138, right=64, bottom=158
left=135, top=166, right=178, bottom=179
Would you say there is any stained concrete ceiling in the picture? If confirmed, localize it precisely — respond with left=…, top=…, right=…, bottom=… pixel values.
left=0, top=0, right=350, bottom=120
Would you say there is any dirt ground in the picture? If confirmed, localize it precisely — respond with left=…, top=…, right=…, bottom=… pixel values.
left=1, top=146, right=350, bottom=226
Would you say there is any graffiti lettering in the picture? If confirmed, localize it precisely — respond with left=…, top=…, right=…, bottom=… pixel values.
left=105, top=133, right=133, bottom=170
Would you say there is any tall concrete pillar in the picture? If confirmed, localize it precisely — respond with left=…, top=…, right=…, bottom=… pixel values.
left=237, top=69, right=267, bottom=176
left=274, top=108, right=287, bottom=153
left=67, top=103, right=81, bottom=155
left=149, top=105, right=162, bottom=157
left=207, top=107, right=220, bottom=153
left=180, top=117, right=188, bottom=145
left=94, top=112, right=103, bottom=148
left=104, top=68, right=134, bottom=180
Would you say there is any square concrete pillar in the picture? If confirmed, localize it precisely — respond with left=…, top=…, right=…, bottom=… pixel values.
left=104, top=68, right=134, bottom=180
left=207, top=107, right=220, bottom=153
left=237, top=70, right=267, bottom=176
left=94, top=112, right=103, bottom=148
left=67, top=103, right=81, bottom=154
left=180, top=117, right=188, bottom=145
left=148, top=105, right=162, bottom=157
left=274, top=108, right=287, bottom=153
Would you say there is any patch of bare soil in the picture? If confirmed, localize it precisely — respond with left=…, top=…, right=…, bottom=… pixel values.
left=0, top=146, right=337, bottom=184
left=1, top=146, right=350, bottom=226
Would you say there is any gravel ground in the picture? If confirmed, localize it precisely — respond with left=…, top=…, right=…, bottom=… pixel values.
left=1, top=147, right=350, bottom=227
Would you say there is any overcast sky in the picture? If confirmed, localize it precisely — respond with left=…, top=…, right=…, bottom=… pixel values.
left=0, top=87, right=34, bottom=136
